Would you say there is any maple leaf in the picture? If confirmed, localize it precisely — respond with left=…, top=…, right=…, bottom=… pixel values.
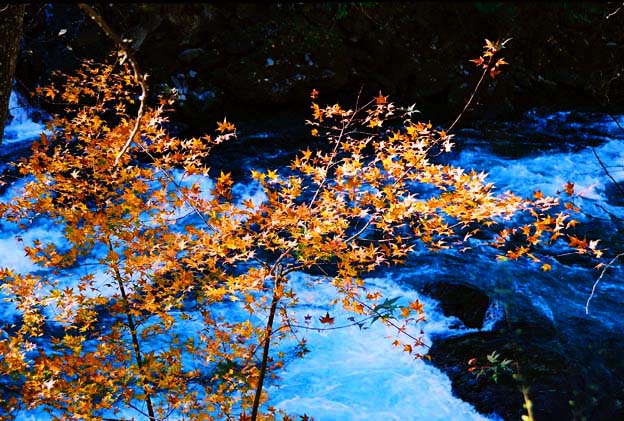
left=541, top=263, right=552, bottom=272
left=484, top=38, right=497, bottom=52
left=216, top=117, right=235, bottom=133
left=564, top=181, right=574, bottom=196
left=319, top=312, right=335, bottom=325
left=495, top=58, right=509, bottom=67
left=470, top=56, right=485, bottom=67
left=375, top=91, right=388, bottom=105
left=409, top=299, right=424, bottom=315
left=311, top=102, right=323, bottom=121
left=217, top=171, right=232, bottom=185
left=44, top=87, right=56, bottom=100
left=0, top=43, right=599, bottom=420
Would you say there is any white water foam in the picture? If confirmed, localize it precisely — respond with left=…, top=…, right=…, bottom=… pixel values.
left=2, top=90, right=47, bottom=149
left=267, top=274, right=491, bottom=421
left=455, top=113, right=624, bottom=220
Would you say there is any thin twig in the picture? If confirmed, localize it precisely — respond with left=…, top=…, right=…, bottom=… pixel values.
left=606, top=2, right=623, bottom=19
left=446, top=58, right=492, bottom=133
left=285, top=315, right=375, bottom=332
left=592, top=146, right=624, bottom=196
left=586, top=252, right=624, bottom=315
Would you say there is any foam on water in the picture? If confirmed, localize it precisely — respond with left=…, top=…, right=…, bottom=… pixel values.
left=456, top=113, right=624, bottom=220
left=2, top=90, right=47, bottom=147
left=267, top=274, right=491, bottom=421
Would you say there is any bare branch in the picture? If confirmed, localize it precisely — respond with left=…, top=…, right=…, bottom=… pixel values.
left=606, top=2, right=624, bottom=19
left=586, top=252, right=624, bottom=315
left=592, top=146, right=624, bottom=196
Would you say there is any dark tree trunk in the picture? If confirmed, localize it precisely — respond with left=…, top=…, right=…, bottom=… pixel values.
left=0, top=4, right=25, bottom=145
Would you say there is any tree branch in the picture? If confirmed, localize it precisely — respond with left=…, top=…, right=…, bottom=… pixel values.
left=592, top=146, right=624, bottom=196
left=586, top=252, right=624, bottom=315
left=78, top=3, right=147, bottom=166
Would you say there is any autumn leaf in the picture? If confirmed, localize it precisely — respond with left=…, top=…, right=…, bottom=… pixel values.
left=409, top=299, right=424, bottom=315
left=216, top=117, right=235, bottom=133
left=564, top=181, right=574, bottom=196
left=319, top=312, right=335, bottom=325
left=470, top=56, right=485, bottom=67
left=484, top=38, right=497, bottom=52
left=311, top=102, right=323, bottom=121
left=310, top=88, right=319, bottom=99
left=541, top=263, right=552, bottom=272
left=375, top=91, right=388, bottom=105
left=495, top=58, right=509, bottom=67
left=44, top=87, right=56, bottom=100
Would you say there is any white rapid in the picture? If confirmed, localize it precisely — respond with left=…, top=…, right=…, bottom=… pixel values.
left=1, top=90, right=48, bottom=157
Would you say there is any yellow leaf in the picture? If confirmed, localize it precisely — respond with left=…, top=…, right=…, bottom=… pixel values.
left=216, top=117, right=235, bottom=133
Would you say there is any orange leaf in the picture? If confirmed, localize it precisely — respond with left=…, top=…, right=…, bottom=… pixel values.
left=216, top=117, right=235, bottom=133
left=375, top=91, right=388, bottom=105
left=470, top=56, right=484, bottom=67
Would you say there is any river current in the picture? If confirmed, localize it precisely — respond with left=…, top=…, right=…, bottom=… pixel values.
left=1, top=90, right=622, bottom=420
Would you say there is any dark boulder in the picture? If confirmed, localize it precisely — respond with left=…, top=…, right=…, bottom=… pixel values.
left=428, top=292, right=624, bottom=420
left=423, top=281, right=490, bottom=329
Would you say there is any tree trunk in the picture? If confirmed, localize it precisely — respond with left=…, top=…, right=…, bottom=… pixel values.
left=0, top=4, right=25, bottom=145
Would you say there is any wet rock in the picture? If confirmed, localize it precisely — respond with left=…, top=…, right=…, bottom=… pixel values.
left=422, top=281, right=490, bottom=329
left=178, top=48, right=206, bottom=64
left=428, top=290, right=624, bottom=420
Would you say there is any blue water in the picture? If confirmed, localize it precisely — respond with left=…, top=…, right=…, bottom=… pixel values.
left=1, top=95, right=623, bottom=420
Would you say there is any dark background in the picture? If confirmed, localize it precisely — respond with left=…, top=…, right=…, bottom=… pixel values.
left=14, top=3, right=624, bottom=135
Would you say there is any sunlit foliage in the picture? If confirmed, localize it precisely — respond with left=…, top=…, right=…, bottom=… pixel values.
left=0, top=45, right=600, bottom=420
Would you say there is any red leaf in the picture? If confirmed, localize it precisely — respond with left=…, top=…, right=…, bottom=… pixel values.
left=319, top=312, right=335, bottom=325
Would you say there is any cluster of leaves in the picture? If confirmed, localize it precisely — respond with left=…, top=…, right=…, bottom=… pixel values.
left=0, top=46, right=602, bottom=421
left=467, top=351, right=513, bottom=384
left=470, top=38, right=510, bottom=79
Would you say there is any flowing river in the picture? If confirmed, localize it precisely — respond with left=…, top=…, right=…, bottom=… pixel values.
left=1, top=91, right=623, bottom=420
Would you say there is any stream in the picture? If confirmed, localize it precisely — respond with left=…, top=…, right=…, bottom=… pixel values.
left=1, top=90, right=623, bottom=420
